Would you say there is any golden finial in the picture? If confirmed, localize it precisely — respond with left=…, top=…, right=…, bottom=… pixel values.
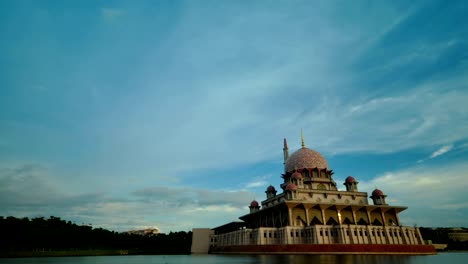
left=301, top=129, right=305, bottom=148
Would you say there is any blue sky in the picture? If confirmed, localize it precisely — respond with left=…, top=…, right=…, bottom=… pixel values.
left=1, top=0, right=468, bottom=232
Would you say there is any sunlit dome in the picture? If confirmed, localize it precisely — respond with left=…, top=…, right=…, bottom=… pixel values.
left=285, top=147, right=329, bottom=172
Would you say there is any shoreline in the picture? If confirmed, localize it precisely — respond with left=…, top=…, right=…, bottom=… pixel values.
left=0, top=250, right=190, bottom=258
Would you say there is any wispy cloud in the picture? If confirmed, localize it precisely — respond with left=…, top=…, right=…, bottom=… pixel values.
left=430, top=144, right=453, bottom=159
left=0, top=164, right=253, bottom=231
left=245, top=175, right=270, bottom=189
left=359, top=162, right=468, bottom=227
left=100, top=8, right=124, bottom=21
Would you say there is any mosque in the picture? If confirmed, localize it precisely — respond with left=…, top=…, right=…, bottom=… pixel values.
left=191, top=134, right=436, bottom=254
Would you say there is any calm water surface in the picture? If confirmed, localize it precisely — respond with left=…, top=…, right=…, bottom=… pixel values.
left=1, top=253, right=467, bottom=264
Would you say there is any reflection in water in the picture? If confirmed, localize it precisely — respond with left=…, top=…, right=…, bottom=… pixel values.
left=255, top=254, right=415, bottom=264
left=1, top=253, right=467, bottom=264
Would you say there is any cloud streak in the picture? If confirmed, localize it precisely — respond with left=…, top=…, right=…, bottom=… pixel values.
left=430, top=145, right=453, bottom=159
left=0, top=163, right=253, bottom=231
left=359, top=162, right=468, bottom=227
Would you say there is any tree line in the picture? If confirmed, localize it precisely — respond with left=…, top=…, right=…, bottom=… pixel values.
left=0, top=216, right=192, bottom=256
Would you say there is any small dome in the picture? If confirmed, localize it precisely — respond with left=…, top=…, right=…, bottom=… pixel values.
left=250, top=200, right=259, bottom=207
left=372, top=189, right=384, bottom=196
left=285, top=147, right=329, bottom=172
left=266, top=185, right=276, bottom=192
left=345, top=176, right=356, bottom=183
left=291, top=172, right=303, bottom=180
left=286, top=183, right=297, bottom=191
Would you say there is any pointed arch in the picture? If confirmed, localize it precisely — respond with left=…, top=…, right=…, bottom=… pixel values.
left=372, top=218, right=383, bottom=226
left=326, top=217, right=338, bottom=225
left=357, top=218, right=368, bottom=225
left=310, top=216, right=322, bottom=225
left=296, top=216, right=306, bottom=226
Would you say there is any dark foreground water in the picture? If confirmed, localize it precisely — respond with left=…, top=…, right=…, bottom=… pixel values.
left=0, top=253, right=467, bottom=264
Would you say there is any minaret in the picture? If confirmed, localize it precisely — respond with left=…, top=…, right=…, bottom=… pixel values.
left=283, top=138, right=289, bottom=166
left=370, top=189, right=388, bottom=205
left=301, top=129, right=305, bottom=148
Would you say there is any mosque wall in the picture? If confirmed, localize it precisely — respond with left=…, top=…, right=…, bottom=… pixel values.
left=210, top=225, right=425, bottom=247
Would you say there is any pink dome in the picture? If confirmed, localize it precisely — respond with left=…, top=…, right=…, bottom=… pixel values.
left=285, top=147, right=329, bottom=172
left=266, top=185, right=276, bottom=192
left=372, top=189, right=384, bottom=196
left=286, top=183, right=297, bottom=191
left=250, top=200, right=259, bottom=207
left=345, top=176, right=356, bottom=183
left=291, top=172, right=303, bottom=180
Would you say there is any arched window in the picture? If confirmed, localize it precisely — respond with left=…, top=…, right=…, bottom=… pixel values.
left=321, top=170, right=327, bottom=178
left=317, top=184, right=326, bottom=190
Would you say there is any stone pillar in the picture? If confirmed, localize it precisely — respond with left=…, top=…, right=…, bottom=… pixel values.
left=352, top=210, right=357, bottom=224
left=321, top=209, right=326, bottom=225
left=395, top=211, right=401, bottom=226
left=380, top=210, right=387, bottom=226
left=367, top=210, right=372, bottom=225
left=305, top=207, right=310, bottom=226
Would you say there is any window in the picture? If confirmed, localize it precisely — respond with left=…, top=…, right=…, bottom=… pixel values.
left=325, top=231, right=329, bottom=236
left=301, top=232, right=304, bottom=237
left=290, top=232, right=293, bottom=237
left=365, top=231, right=368, bottom=236
left=354, top=231, right=357, bottom=236
left=296, top=231, right=299, bottom=237
left=359, top=231, right=363, bottom=236
left=264, top=233, right=266, bottom=238
left=346, top=231, right=350, bottom=236
left=269, top=233, right=271, bottom=238
left=320, top=231, right=323, bottom=236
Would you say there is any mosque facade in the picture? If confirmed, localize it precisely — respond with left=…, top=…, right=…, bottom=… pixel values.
left=192, top=135, right=436, bottom=254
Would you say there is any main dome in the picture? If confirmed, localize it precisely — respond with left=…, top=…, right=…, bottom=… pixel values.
left=285, top=147, right=329, bottom=172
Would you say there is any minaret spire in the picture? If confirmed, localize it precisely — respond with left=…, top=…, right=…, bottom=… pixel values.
left=283, top=138, right=289, bottom=166
left=301, top=129, right=305, bottom=148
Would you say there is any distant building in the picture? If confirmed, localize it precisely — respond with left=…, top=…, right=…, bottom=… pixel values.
left=193, top=134, right=435, bottom=254
left=420, top=227, right=468, bottom=243
left=124, top=227, right=160, bottom=236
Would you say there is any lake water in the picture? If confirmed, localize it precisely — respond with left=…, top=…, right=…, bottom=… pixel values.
left=0, top=253, right=467, bottom=264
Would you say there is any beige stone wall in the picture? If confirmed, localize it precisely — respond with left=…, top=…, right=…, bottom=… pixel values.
left=191, top=228, right=215, bottom=254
